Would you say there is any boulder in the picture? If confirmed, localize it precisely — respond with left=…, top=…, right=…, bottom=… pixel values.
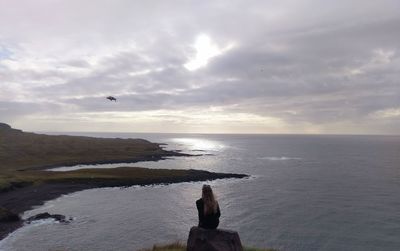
left=187, top=226, right=243, bottom=251
left=26, top=212, right=71, bottom=223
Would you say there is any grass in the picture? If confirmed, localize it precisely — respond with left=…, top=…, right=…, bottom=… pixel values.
left=0, top=172, right=32, bottom=192
left=0, top=123, right=246, bottom=192
left=0, top=166, right=242, bottom=192
left=0, top=123, right=181, bottom=191
left=0, top=125, right=166, bottom=171
left=139, top=241, right=279, bottom=251
left=0, top=178, right=9, bottom=191
left=0, top=124, right=265, bottom=250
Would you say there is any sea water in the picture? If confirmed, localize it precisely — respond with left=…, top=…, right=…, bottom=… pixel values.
left=1, top=134, right=399, bottom=251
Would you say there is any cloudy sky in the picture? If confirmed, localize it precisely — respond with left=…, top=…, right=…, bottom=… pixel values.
left=0, top=0, right=399, bottom=134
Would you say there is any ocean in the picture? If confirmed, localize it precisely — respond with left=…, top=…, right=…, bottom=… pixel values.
left=0, top=133, right=399, bottom=251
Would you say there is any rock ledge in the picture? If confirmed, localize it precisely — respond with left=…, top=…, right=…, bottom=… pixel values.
left=187, top=226, right=243, bottom=251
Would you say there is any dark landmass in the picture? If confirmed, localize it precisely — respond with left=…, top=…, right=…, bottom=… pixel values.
left=0, top=167, right=247, bottom=214
left=0, top=122, right=187, bottom=172
left=25, top=212, right=71, bottom=224
left=0, top=123, right=248, bottom=240
left=0, top=168, right=246, bottom=240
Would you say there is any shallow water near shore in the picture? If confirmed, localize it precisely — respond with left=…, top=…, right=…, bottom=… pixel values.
left=1, top=133, right=400, bottom=251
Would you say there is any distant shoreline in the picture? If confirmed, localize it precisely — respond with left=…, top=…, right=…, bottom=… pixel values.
left=25, top=150, right=190, bottom=171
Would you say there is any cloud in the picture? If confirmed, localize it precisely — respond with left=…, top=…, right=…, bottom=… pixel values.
left=184, top=34, right=235, bottom=71
left=370, top=108, right=400, bottom=119
left=0, top=0, right=399, bottom=134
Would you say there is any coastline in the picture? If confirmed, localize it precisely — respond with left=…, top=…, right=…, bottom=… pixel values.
left=0, top=167, right=248, bottom=240
left=24, top=150, right=191, bottom=171
left=0, top=124, right=249, bottom=241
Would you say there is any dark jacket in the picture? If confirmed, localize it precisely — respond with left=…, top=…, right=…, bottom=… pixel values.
left=196, top=198, right=221, bottom=229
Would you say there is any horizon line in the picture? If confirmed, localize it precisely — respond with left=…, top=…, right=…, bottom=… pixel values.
left=33, top=129, right=400, bottom=137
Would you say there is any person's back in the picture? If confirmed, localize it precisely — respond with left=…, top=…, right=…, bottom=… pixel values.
left=196, top=185, right=221, bottom=229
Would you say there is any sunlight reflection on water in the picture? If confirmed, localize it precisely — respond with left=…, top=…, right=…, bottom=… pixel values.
left=170, top=137, right=226, bottom=152
left=49, top=137, right=226, bottom=172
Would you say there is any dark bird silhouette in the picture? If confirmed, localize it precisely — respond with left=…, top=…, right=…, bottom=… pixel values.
left=106, top=96, right=117, bottom=102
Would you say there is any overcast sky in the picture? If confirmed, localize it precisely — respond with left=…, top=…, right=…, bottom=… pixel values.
left=0, top=0, right=399, bottom=134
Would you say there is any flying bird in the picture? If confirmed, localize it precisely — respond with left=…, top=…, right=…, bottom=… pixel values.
left=106, top=96, right=117, bottom=102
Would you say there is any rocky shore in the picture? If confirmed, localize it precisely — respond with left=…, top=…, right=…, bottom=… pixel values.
left=0, top=123, right=249, bottom=240
left=0, top=168, right=247, bottom=240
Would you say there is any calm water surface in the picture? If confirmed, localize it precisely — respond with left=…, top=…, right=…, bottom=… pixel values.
left=1, top=133, right=399, bottom=251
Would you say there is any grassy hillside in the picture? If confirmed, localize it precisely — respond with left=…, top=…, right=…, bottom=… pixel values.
left=0, top=123, right=169, bottom=171
left=0, top=166, right=244, bottom=192
left=0, top=123, right=246, bottom=193
left=0, top=123, right=247, bottom=240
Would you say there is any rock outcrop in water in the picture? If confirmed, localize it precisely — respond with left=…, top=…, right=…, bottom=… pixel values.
left=187, top=226, right=243, bottom=251
left=26, top=212, right=71, bottom=224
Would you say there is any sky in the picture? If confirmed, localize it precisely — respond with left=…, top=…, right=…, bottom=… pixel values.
left=0, top=0, right=399, bottom=134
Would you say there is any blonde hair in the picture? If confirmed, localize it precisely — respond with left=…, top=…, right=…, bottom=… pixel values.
left=202, top=185, right=218, bottom=215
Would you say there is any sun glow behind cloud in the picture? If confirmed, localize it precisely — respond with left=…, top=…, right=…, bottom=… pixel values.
left=184, top=34, right=234, bottom=71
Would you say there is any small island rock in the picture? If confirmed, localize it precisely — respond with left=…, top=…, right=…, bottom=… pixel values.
left=26, top=212, right=71, bottom=223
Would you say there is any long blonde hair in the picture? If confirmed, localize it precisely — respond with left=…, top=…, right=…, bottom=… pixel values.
left=202, top=185, right=218, bottom=215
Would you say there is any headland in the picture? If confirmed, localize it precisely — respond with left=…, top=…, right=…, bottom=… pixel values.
left=0, top=123, right=248, bottom=239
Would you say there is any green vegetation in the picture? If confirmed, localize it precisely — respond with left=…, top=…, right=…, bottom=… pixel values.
left=0, top=123, right=167, bottom=171
left=0, top=166, right=235, bottom=192
left=0, top=123, right=247, bottom=239
left=0, top=123, right=197, bottom=192
left=139, top=242, right=278, bottom=251
left=0, top=123, right=246, bottom=193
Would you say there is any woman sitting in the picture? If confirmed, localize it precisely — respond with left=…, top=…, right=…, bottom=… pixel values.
left=196, top=184, right=221, bottom=229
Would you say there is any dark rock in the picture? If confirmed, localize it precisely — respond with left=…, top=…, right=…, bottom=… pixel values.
left=26, top=212, right=71, bottom=223
left=0, top=123, right=12, bottom=130
left=0, top=123, right=22, bottom=133
left=187, top=226, right=243, bottom=251
left=0, top=207, right=20, bottom=222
